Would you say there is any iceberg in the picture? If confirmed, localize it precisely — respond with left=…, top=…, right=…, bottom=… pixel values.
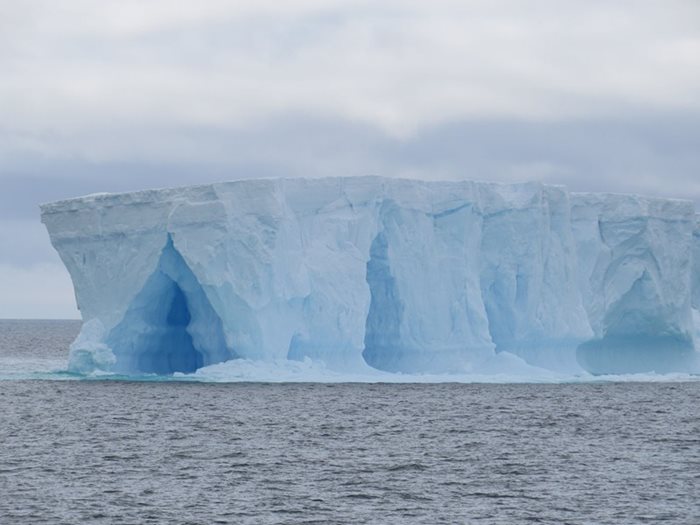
left=40, top=177, right=700, bottom=377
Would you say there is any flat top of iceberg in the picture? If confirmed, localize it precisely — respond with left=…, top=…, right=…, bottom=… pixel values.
left=40, top=176, right=697, bottom=215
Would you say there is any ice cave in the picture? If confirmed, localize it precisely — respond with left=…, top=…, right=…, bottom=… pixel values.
left=106, top=236, right=234, bottom=375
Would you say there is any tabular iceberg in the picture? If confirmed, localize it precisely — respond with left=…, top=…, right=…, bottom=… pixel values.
left=41, top=177, right=700, bottom=377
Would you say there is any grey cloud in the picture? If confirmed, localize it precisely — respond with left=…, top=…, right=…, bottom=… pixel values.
left=3, top=1, right=700, bottom=136
left=0, top=220, right=60, bottom=266
left=3, top=112, right=699, bottom=224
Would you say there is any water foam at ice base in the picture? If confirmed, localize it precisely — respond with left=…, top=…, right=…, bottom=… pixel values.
left=3, top=352, right=699, bottom=384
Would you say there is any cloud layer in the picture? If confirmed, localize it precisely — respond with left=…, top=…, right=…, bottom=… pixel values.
left=1, top=0, right=699, bottom=317
left=4, top=0, right=700, bottom=139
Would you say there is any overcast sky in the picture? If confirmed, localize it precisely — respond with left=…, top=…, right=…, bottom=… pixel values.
left=1, top=0, right=699, bottom=318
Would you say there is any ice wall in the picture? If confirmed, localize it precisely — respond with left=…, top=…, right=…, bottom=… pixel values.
left=362, top=180, right=493, bottom=372
left=478, top=184, right=592, bottom=371
left=40, top=177, right=700, bottom=376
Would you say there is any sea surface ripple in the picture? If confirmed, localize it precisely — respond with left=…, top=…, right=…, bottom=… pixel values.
left=0, top=320, right=699, bottom=524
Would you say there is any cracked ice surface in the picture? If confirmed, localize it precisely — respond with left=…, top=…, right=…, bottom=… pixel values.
left=40, top=177, right=700, bottom=377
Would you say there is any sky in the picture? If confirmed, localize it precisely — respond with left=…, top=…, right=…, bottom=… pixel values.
left=1, top=0, right=699, bottom=318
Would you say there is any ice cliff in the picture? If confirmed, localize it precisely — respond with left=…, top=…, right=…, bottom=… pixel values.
left=40, top=177, right=700, bottom=376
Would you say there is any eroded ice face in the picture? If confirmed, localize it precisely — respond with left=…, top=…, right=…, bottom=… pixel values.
left=40, top=177, right=700, bottom=377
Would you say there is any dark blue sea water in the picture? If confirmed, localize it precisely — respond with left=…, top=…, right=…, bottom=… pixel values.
left=1, top=320, right=699, bottom=524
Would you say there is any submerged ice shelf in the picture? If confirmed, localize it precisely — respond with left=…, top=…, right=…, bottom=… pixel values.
left=41, top=177, right=700, bottom=377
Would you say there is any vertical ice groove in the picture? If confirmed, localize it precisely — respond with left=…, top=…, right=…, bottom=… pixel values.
left=362, top=229, right=404, bottom=371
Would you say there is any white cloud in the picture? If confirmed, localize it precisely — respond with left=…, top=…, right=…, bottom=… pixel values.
left=2, top=0, right=699, bottom=149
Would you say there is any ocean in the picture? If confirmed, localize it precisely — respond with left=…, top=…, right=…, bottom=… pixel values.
left=1, top=319, right=699, bottom=524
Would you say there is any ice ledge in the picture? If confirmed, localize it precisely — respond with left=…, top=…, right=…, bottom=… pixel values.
left=41, top=177, right=696, bottom=214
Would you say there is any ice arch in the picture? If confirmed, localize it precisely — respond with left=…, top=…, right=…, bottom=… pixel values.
left=107, top=235, right=234, bottom=374
left=576, top=270, right=696, bottom=374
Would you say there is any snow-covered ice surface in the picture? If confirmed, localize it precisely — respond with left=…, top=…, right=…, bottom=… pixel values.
left=40, top=177, right=700, bottom=381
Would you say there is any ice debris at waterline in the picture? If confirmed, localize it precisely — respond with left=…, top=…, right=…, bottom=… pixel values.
left=40, top=177, right=700, bottom=378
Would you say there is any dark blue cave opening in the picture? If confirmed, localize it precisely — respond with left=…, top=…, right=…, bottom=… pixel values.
left=108, top=236, right=232, bottom=375
left=132, top=282, right=204, bottom=375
